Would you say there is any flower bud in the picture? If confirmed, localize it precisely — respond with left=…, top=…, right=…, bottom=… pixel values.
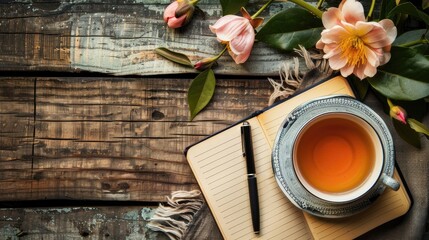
left=194, top=57, right=216, bottom=70
left=163, top=0, right=195, bottom=29
left=390, top=106, right=407, bottom=124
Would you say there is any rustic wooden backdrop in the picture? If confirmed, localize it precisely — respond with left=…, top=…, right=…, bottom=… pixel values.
left=0, top=0, right=306, bottom=75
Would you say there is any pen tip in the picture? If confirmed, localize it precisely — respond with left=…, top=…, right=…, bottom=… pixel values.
left=243, top=121, right=249, bottom=126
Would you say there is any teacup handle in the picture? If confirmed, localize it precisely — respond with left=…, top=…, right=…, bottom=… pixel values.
left=381, top=173, right=400, bottom=191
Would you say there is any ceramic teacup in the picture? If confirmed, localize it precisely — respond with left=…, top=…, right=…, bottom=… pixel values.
left=292, top=112, right=399, bottom=203
left=272, top=95, right=400, bottom=217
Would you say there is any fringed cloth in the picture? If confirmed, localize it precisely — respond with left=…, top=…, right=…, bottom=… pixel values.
left=268, top=45, right=333, bottom=105
left=148, top=46, right=333, bottom=240
left=148, top=190, right=203, bottom=240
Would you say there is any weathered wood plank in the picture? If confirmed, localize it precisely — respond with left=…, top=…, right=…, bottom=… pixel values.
left=0, top=76, right=273, bottom=201
left=0, top=78, right=34, bottom=182
left=0, top=206, right=169, bottom=239
left=0, top=203, right=225, bottom=239
left=0, top=0, right=308, bottom=76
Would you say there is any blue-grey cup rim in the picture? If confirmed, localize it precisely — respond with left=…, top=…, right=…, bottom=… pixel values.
left=271, top=95, right=396, bottom=218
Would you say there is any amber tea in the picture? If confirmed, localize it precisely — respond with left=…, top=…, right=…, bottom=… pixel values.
left=293, top=113, right=382, bottom=201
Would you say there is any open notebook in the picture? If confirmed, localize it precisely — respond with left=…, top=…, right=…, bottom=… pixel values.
left=185, top=76, right=411, bottom=240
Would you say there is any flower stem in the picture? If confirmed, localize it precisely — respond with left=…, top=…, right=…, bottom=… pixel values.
left=398, top=38, right=429, bottom=48
left=316, top=0, right=325, bottom=9
left=252, top=0, right=275, bottom=19
left=189, top=0, right=200, bottom=5
left=288, top=0, right=323, bottom=18
left=366, top=0, right=376, bottom=20
left=387, top=99, right=394, bottom=108
left=214, top=46, right=228, bottom=60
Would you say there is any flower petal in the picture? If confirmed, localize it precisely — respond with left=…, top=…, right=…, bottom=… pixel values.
left=210, top=16, right=248, bottom=41
left=353, top=63, right=366, bottom=79
left=210, top=15, right=241, bottom=30
left=378, top=19, right=397, bottom=44
left=328, top=53, right=348, bottom=70
left=363, top=62, right=377, bottom=77
left=168, top=15, right=187, bottom=28
left=361, top=26, right=388, bottom=47
left=229, top=24, right=255, bottom=63
left=322, top=8, right=343, bottom=29
left=364, top=46, right=379, bottom=67
left=355, top=21, right=375, bottom=37
left=316, top=39, right=325, bottom=49
left=379, top=52, right=391, bottom=65
left=340, top=64, right=354, bottom=77
left=320, top=26, right=349, bottom=44
left=164, top=2, right=178, bottom=22
left=323, top=45, right=341, bottom=58
left=341, top=0, right=365, bottom=25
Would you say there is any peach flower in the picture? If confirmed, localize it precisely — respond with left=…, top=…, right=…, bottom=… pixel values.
left=209, top=9, right=260, bottom=64
left=316, top=0, right=397, bottom=79
left=163, top=0, right=194, bottom=29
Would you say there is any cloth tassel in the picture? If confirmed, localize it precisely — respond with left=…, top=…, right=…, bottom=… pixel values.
left=268, top=45, right=333, bottom=106
left=148, top=190, right=204, bottom=240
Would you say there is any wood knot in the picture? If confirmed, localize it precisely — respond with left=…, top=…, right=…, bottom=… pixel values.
left=118, top=182, right=130, bottom=190
left=151, top=110, right=165, bottom=120
left=33, top=172, right=44, bottom=180
left=101, top=182, right=111, bottom=190
left=133, top=164, right=145, bottom=170
left=76, top=222, right=92, bottom=237
left=80, top=229, right=90, bottom=237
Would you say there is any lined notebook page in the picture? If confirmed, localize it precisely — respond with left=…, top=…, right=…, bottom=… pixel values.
left=186, top=117, right=312, bottom=240
left=304, top=170, right=411, bottom=240
left=257, top=76, right=355, bottom=147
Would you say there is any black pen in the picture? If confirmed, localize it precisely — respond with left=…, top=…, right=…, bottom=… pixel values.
left=241, top=121, right=260, bottom=234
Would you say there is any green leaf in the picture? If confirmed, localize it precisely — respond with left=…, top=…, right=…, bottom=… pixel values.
left=220, top=0, right=249, bottom=15
left=387, top=2, right=429, bottom=26
left=393, top=29, right=429, bottom=53
left=408, top=118, right=429, bottom=138
left=424, top=0, right=429, bottom=10
left=380, top=0, right=398, bottom=19
left=368, top=46, right=429, bottom=101
left=393, top=119, right=421, bottom=148
left=188, top=69, right=216, bottom=120
left=256, top=8, right=323, bottom=51
left=394, top=29, right=429, bottom=46
left=155, top=47, right=193, bottom=67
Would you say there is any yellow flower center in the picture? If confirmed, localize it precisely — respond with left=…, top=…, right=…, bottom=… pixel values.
left=339, top=36, right=367, bottom=66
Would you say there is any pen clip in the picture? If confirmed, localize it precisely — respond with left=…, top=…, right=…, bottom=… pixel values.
left=241, top=121, right=249, bottom=158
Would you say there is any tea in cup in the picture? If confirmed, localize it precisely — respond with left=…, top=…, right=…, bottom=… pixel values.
left=293, top=112, right=399, bottom=203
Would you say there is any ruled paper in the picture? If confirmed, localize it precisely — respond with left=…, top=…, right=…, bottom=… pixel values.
left=257, top=76, right=355, bottom=147
left=187, top=117, right=312, bottom=240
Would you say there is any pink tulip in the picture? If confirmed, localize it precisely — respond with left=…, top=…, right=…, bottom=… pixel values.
left=209, top=9, right=260, bottom=64
left=163, top=0, right=194, bottom=29
left=316, top=0, right=397, bottom=80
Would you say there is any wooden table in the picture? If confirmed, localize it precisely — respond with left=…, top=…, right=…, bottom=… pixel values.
left=1, top=1, right=428, bottom=239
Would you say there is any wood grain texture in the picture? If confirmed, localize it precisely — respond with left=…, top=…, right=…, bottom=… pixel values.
left=0, top=0, right=312, bottom=76
left=0, top=206, right=169, bottom=239
left=0, top=203, right=225, bottom=239
left=0, top=76, right=273, bottom=202
left=0, top=78, right=35, bottom=188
